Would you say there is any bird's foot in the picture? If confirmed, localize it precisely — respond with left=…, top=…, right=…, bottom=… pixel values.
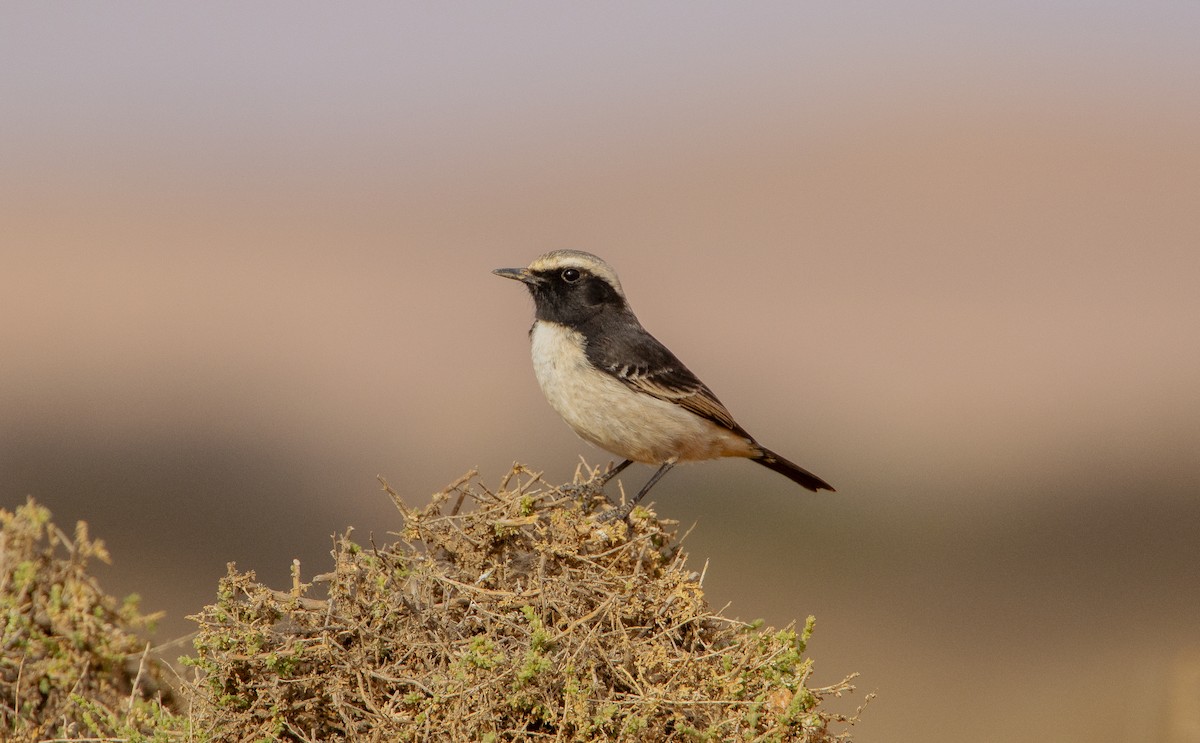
left=592, top=459, right=672, bottom=524
left=559, top=473, right=611, bottom=509
left=595, top=501, right=634, bottom=523
left=561, top=460, right=630, bottom=510
left=559, top=480, right=609, bottom=507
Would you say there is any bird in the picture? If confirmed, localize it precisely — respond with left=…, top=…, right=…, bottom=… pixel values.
left=493, top=249, right=834, bottom=519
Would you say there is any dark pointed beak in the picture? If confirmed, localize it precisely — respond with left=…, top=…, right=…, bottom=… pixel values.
left=493, top=267, right=537, bottom=284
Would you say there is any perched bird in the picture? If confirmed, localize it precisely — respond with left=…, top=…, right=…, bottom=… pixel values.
left=494, top=250, right=834, bottom=519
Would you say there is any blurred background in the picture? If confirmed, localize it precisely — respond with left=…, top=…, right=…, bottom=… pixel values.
left=3, top=3, right=1198, bottom=741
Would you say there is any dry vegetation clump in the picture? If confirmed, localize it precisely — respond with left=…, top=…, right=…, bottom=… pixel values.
left=0, top=498, right=181, bottom=742
left=186, top=466, right=865, bottom=742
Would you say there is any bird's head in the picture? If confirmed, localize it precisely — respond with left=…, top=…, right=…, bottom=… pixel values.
left=494, top=250, right=629, bottom=325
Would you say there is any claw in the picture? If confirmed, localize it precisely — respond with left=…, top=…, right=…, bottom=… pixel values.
left=560, top=480, right=613, bottom=508
left=597, top=501, right=634, bottom=523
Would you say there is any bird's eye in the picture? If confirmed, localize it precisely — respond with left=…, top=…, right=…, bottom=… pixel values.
left=561, top=268, right=581, bottom=283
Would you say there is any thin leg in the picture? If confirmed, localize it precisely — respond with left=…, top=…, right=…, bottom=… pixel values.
left=629, top=460, right=675, bottom=507
left=601, top=459, right=676, bottom=522
left=595, top=459, right=633, bottom=487
left=563, top=459, right=634, bottom=507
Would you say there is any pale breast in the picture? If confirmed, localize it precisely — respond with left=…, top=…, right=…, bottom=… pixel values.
left=528, top=321, right=754, bottom=463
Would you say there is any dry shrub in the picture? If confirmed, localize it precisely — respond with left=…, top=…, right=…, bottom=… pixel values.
left=186, top=466, right=865, bottom=741
left=0, top=498, right=179, bottom=742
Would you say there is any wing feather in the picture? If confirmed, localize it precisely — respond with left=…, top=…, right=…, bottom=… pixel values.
left=583, top=321, right=748, bottom=436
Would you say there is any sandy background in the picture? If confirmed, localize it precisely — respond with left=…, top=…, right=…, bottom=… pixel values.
left=3, top=4, right=1199, bottom=741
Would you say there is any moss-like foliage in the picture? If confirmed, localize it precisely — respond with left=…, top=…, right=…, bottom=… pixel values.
left=0, top=467, right=866, bottom=741
left=0, top=498, right=181, bottom=742
left=186, top=466, right=865, bottom=741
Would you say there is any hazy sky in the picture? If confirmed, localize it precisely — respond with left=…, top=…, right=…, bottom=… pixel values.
left=3, top=5, right=1199, bottom=742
